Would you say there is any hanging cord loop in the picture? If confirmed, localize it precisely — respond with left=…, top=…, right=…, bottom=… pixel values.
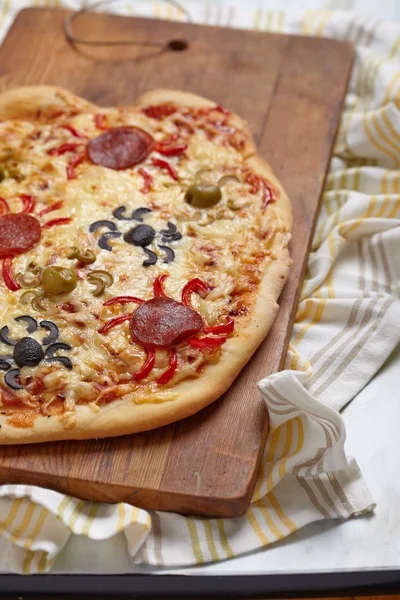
left=64, top=0, right=191, bottom=51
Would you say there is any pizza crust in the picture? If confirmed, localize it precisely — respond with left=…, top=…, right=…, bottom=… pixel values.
left=0, top=85, right=95, bottom=119
left=0, top=86, right=291, bottom=444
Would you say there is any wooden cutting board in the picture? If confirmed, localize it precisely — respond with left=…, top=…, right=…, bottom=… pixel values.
left=0, top=8, right=353, bottom=517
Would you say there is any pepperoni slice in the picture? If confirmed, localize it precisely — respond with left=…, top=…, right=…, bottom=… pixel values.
left=130, top=297, right=203, bottom=349
left=0, top=214, right=41, bottom=258
left=87, top=127, right=154, bottom=170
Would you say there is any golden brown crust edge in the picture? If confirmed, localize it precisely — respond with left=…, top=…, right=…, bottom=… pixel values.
left=0, top=86, right=291, bottom=444
left=0, top=85, right=95, bottom=118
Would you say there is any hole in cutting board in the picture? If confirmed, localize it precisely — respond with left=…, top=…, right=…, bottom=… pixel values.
left=167, top=39, right=188, bottom=51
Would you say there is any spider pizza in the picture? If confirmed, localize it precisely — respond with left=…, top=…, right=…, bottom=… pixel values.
left=0, top=86, right=291, bottom=444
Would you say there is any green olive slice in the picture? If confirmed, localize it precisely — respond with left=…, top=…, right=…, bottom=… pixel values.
left=26, top=262, right=42, bottom=276
left=87, top=270, right=114, bottom=297
left=197, top=213, right=215, bottom=226
left=31, top=293, right=50, bottom=312
left=194, top=169, right=214, bottom=185
left=16, top=272, right=41, bottom=288
left=42, top=266, right=77, bottom=295
left=88, top=270, right=114, bottom=287
left=185, top=183, right=222, bottom=208
left=20, top=290, right=37, bottom=305
left=218, top=175, right=240, bottom=186
left=68, top=247, right=96, bottom=264
left=87, top=277, right=106, bottom=297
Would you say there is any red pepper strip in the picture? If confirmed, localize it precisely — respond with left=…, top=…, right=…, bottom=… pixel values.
left=211, top=123, right=235, bottom=135
left=189, top=336, right=226, bottom=349
left=154, top=143, right=187, bottom=157
left=246, top=173, right=277, bottom=207
left=94, top=113, right=107, bottom=129
left=67, top=152, right=86, bottom=180
left=19, top=194, right=36, bottom=214
left=262, top=181, right=276, bottom=207
left=142, top=104, right=176, bottom=120
left=228, top=132, right=246, bottom=152
left=0, top=391, right=23, bottom=405
left=161, top=133, right=179, bottom=144
left=0, top=197, right=10, bottom=215
left=181, top=278, right=209, bottom=306
left=42, top=217, right=72, bottom=229
left=104, top=296, right=144, bottom=306
left=151, top=157, right=179, bottom=181
left=27, top=376, right=46, bottom=396
left=215, top=104, right=230, bottom=115
left=48, top=142, right=81, bottom=156
left=99, top=390, right=118, bottom=404
left=61, top=125, right=88, bottom=140
left=138, top=168, right=153, bottom=194
left=157, top=348, right=177, bottom=384
left=134, top=349, right=156, bottom=382
left=2, top=258, right=20, bottom=291
left=98, top=314, right=131, bottom=335
left=203, top=318, right=234, bottom=336
left=38, top=200, right=64, bottom=217
left=246, top=173, right=261, bottom=195
left=153, top=274, right=168, bottom=297
left=60, top=301, right=76, bottom=313
left=48, top=109, right=67, bottom=120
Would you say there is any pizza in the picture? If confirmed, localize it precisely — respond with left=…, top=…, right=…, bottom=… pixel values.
left=0, top=86, right=291, bottom=444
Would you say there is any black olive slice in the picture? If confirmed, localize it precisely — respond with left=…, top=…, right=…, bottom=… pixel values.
left=46, top=356, right=73, bottom=370
left=113, top=206, right=133, bottom=221
left=98, top=231, right=121, bottom=251
left=14, top=315, right=38, bottom=334
left=39, top=320, right=59, bottom=345
left=132, top=207, right=152, bottom=222
left=89, top=220, right=118, bottom=233
left=0, top=356, right=12, bottom=370
left=160, top=222, right=177, bottom=236
left=45, top=342, right=72, bottom=359
left=124, top=224, right=156, bottom=247
left=158, top=245, right=175, bottom=264
left=142, top=248, right=157, bottom=267
left=4, top=368, right=23, bottom=390
left=0, top=326, right=17, bottom=346
left=13, top=337, right=44, bottom=368
left=162, top=231, right=182, bottom=243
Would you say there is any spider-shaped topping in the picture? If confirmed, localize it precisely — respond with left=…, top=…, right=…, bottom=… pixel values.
left=0, top=316, right=72, bottom=390
left=89, top=207, right=182, bottom=266
left=0, top=194, right=73, bottom=291
left=99, top=275, right=234, bottom=385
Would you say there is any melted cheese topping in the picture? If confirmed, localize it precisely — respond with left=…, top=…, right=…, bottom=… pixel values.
left=0, top=101, right=288, bottom=417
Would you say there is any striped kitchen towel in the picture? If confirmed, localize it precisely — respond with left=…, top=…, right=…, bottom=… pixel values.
left=1, top=1, right=400, bottom=574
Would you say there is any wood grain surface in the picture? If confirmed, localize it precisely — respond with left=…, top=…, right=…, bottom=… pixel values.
left=0, top=8, right=353, bottom=517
